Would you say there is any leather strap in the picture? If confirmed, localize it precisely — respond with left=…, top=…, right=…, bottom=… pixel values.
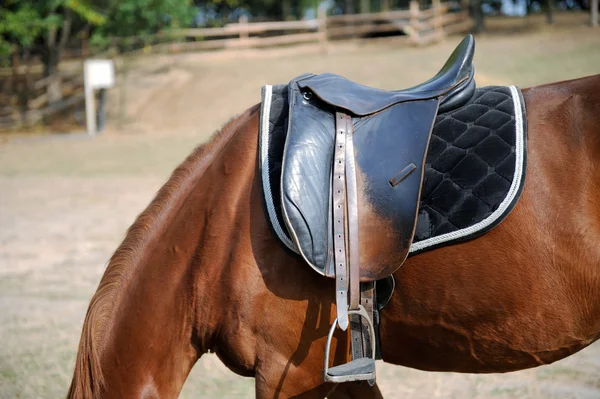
left=333, top=112, right=349, bottom=331
left=344, top=113, right=360, bottom=311
left=335, top=112, right=377, bottom=361
left=350, top=282, right=375, bottom=361
left=360, top=282, right=375, bottom=359
left=344, top=112, right=365, bottom=361
left=350, top=314, right=363, bottom=360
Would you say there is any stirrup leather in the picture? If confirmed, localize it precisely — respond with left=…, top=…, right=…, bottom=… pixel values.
left=324, top=112, right=377, bottom=384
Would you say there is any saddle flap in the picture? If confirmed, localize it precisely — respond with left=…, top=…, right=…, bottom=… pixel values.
left=352, top=99, right=439, bottom=280
left=281, top=84, right=336, bottom=274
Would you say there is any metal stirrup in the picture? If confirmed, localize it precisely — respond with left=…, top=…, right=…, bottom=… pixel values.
left=323, top=305, right=377, bottom=383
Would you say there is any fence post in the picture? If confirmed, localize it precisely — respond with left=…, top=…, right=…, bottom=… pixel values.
left=108, top=38, right=118, bottom=57
left=11, top=45, right=19, bottom=94
left=432, top=0, right=444, bottom=42
left=10, top=45, right=24, bottom=129
left=409, top=1, right=421, bottom=45
left=591, top=0, right=599, bottom=27
left=318, top=7, right=328, bottom=53
left=22, top=50, right=34, bottom=127
left=360, top=0, right=370, bottom=13
left=81, top=26, right=89, bottom=57
left=239, top=15, right=249, bottom=49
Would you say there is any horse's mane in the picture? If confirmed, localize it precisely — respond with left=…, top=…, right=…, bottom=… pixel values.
left=67, top=106, right=258, bottom=398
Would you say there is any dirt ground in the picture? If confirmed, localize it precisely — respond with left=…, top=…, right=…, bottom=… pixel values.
left=2, top=13, right=600, bottom=398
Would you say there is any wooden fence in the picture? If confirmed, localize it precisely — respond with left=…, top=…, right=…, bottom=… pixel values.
left=0, top=70, right=84, bottom=130
left=159, top=0, right=471, bottom=54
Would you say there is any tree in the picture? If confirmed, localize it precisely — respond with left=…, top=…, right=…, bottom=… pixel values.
left=1, top=1, right=106, bottom=102
left=189, top=0, right=322, bottom=24
left=469, top=0, right=484, bottom=33
left=91, top=0, right=194, bottom=45
left=0, top=0, right=195, bottom=105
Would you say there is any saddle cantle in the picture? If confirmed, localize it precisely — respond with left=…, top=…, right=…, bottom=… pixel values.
left=258, top=35, right=526, bottom=384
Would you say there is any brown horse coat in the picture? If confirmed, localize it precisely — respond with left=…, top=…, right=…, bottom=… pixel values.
left=69, top=75, right=600, bottom=398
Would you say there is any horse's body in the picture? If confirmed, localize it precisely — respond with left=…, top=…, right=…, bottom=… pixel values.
left=68, top=74, right=600, bottom=399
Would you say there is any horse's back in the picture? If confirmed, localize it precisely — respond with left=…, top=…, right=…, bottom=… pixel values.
left=379, top=73, right=600, bottom=373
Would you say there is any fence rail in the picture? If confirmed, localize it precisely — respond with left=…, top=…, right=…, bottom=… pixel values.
left=0, top=71, right=84, bottom=130
left=155, top=0, right=471, bottom=53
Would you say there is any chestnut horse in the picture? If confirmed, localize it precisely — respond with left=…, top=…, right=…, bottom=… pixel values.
left=68, top=74, right=600, bottom=399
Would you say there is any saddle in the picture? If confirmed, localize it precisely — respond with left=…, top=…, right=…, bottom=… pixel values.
left=275, top=35, right=476, bottom=383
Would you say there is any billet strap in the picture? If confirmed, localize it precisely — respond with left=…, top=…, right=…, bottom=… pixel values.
left=360, top=282, right=375, bottom=359
left=350, top=282, right=375, bottom=362
left=333, top=112, right=349, bottom=331
left=350, top=314, right=363, bottom=360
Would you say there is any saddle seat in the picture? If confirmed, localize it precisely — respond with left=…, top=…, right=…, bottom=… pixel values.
left=296, top=34, right=475, bottom=117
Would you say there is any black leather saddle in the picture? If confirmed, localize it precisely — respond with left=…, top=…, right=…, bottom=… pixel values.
left=275, top=35, right=476, bottom=383
left=282, top=35, right=475, bottom=279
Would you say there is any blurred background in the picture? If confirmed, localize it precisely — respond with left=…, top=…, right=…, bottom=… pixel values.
left=1, top=1, right=599, bottom=398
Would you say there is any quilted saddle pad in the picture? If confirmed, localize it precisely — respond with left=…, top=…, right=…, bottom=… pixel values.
left=259, top=85, right=527, bottom=257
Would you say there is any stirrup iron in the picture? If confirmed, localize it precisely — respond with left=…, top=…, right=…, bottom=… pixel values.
left=323, top=305, right=376, bottom=383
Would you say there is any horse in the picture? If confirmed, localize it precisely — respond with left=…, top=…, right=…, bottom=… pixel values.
left=67, top=72, right=600, bottom=398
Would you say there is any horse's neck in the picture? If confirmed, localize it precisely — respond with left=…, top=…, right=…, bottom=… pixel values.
left=71, top=107, right=261, bottom=398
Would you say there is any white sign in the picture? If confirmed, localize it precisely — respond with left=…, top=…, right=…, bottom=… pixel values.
left=84, top=59, right=115, bottom=136
left=84, top=59, right=115, bottom=89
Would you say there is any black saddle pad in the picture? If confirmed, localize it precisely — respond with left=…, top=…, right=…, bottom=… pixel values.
left=259, top=84, right=527, bottom=256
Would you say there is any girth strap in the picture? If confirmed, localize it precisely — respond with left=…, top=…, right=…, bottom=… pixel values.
left=360, top=282, right=375, bottom=359
left=350, top=283, right=375, bottom=365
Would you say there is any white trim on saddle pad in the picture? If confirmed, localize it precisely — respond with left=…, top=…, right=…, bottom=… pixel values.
left=260, top=85, right=298, bottom=252
left=260, top=84, right=527, bottom=257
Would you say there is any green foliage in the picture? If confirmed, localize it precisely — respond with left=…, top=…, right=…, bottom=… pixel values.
left=207, top=0, right=244, bottom=7
left=0, top=0, right=105, bottom=61
left=299, top=0, right=324, bottom=11
left=0, top=0, right=195, bottom=62
left=0, top=5, right=47, bottom=55
left=191, top=0, right=325, bottom=24
left=65, top=0, right=106, bottom=25
left=90, top=0, right=195, bottom=51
